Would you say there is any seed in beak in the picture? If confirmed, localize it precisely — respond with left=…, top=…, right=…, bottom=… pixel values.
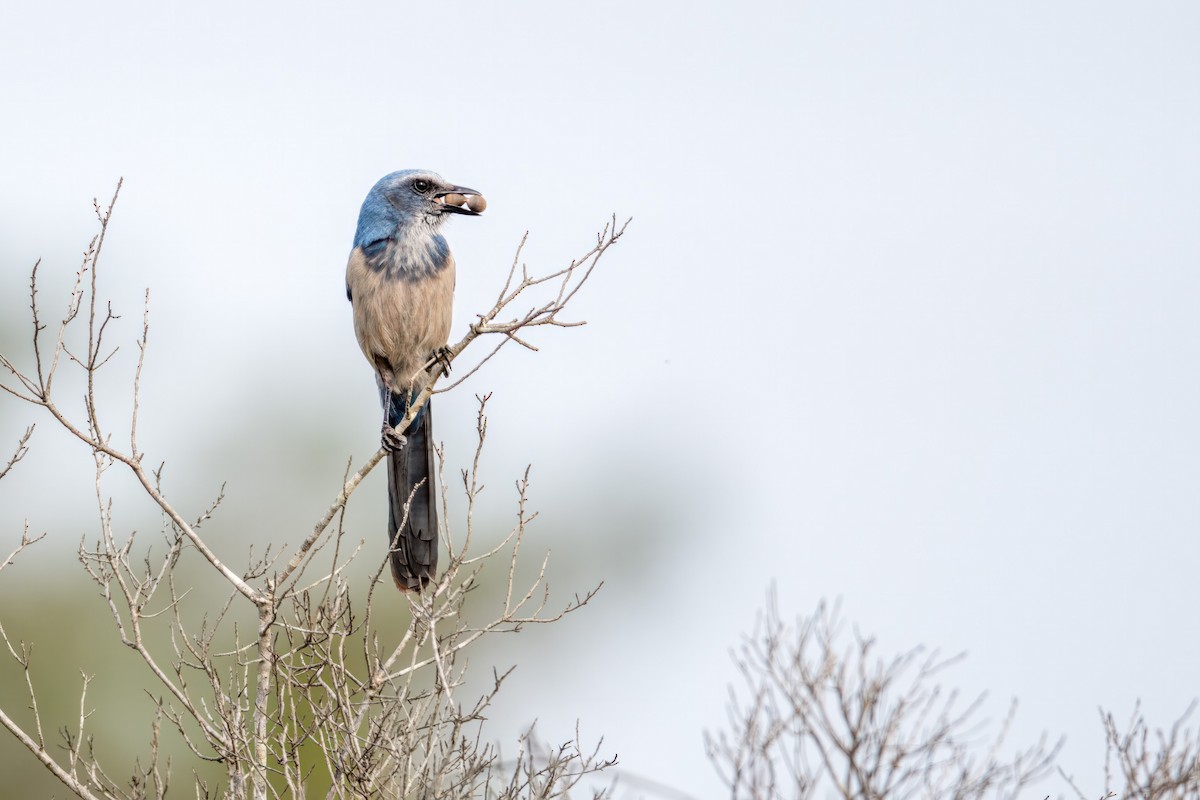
left=443, top=193, right=467, bottom=207
left=466, top=194, right=487, bottom=213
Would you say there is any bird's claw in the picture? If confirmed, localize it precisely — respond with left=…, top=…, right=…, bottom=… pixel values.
left=381, top=424, right=407, bottom=452
left=429, top=346, right=453, bottom=375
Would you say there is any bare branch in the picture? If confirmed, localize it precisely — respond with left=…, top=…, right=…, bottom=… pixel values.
left=0, top=425, right=35, bottom=482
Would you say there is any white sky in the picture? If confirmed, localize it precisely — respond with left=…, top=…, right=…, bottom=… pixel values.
left=1, top=2, right=1198, bottom=797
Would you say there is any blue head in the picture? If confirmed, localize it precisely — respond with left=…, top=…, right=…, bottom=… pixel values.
left=352, top=170, right=482, bottom=251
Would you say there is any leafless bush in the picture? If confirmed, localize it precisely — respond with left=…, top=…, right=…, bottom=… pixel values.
left=0, top=182, right=627, bottom=799
left=705, top=592, right=1059, bottom=800
left=706, top=592, right=1200, bottom=800
left=1059, top=703, right=1200, bottom=800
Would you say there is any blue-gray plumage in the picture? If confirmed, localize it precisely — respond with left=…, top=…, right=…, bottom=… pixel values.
left=346, top=169, right=483, bottom=592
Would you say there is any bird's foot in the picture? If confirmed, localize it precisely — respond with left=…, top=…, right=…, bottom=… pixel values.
left=428, top=346, right=453, bottom=376
left=381, top=424, right=407, bottom=452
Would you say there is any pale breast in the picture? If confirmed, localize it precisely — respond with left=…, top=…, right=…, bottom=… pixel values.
left=346, top=247, right=456, bottom=389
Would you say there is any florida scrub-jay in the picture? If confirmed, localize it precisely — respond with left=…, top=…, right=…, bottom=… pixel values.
left=345, top=170, right=482, bottom=591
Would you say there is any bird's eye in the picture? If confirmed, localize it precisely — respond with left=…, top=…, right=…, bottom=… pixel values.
left=412, top=179, right=432, bottom=194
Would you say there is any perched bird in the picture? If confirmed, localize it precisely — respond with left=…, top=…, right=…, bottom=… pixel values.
left=345, top=170, right=484, bottom=591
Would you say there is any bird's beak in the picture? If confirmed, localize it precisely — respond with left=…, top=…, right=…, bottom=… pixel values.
left=435, top=185, right=484, bottom=216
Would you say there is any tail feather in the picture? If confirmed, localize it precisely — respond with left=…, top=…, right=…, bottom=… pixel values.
left=386, top=399, right=438, bottom=592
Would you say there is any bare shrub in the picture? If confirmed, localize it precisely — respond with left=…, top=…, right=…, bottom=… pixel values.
left=1060, top=703, right=1200, bottom=800
left=705, top=592, right=1059, bottom=800
left=0, top=182, right=627, bottom=799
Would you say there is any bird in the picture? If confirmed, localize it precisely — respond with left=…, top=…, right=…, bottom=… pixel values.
left=345, top=170, right=484, bottom=591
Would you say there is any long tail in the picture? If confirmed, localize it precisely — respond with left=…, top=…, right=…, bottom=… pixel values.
left=386, top=395, right=438, bottom=592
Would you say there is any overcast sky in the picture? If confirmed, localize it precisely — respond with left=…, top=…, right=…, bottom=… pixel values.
left=1, top=2, right=1198, bottom=797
